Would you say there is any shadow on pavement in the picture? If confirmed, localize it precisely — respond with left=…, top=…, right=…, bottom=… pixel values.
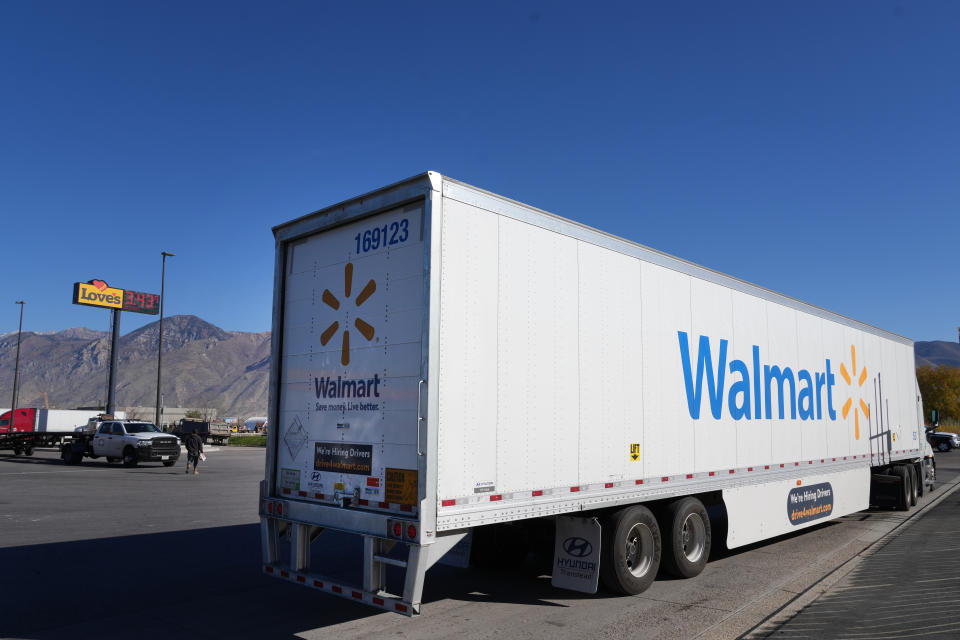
left=1, top=522, right=585, bottom=639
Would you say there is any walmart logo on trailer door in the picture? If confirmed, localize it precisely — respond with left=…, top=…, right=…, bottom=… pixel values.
left=676, top=331, right=870, bottom=439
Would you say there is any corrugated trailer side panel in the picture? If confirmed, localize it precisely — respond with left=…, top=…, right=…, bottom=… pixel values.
left=435, top=179, right=920, bottom=529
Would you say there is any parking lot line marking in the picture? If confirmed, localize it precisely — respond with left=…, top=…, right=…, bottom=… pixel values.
left=0, top=469, right=95, bottom=476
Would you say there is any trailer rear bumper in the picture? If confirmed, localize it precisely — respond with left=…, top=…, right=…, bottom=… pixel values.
left=260, top=515, right=466, bottom=616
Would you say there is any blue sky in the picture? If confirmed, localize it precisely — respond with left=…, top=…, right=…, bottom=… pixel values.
left=1, top=1, right=957, bottom=342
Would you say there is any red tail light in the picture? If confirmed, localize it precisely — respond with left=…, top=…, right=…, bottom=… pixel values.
left=393, top=523, right=402, bottom=537
left=407, top=524, right=417, bottom=539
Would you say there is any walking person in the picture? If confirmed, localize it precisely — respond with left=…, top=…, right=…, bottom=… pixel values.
left=185, top=428, right=203, bottom=475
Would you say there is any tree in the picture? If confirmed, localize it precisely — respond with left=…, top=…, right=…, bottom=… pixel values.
left=184, top=409, right=204, bottom=419
left=916, top=366, right=960, bottom=424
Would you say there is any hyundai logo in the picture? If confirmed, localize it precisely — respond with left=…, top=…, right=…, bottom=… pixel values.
left=563, top=536, right=593, bottom=558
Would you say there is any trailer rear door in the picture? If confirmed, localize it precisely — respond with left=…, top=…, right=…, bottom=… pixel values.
left=276, top=202, right=426, bottom=515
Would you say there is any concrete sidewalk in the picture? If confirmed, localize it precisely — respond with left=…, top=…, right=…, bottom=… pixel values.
left=740, top=472, right=960, bottom=639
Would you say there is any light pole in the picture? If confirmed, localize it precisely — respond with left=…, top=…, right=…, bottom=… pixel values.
left=155, top=252, right=174, bottom=427
left=10, top=301, right=24, bottom=430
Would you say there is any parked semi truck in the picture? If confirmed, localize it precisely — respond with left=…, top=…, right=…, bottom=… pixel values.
left=259, top=173, right=933, bottom=615
left=0, top=408, right=121, bottom=455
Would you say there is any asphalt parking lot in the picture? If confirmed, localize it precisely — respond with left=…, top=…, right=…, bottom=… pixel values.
left=2, top=448, right=959, bottom=640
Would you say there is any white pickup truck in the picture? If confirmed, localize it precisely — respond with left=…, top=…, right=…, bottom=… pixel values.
left=61, top=419, right=181, bottom=467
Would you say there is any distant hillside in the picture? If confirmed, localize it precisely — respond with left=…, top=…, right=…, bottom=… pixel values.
left=0, top=315, right=270, bottom=416
left=915, top=341, right=960, bottom=368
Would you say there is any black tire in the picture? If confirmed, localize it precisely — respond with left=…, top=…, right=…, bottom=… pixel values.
left=122, top=447, right=138, bottom=468
left=938, top=442, right=950, bottom=452
left=928, top=460, right=936, bottom=492
left=908, top=466, right=918, bottom=506
left=106, top=456, right=119, bottom=463
left=163, top=460, right=176, bottom=467
left=600, top=505, right=661, bottom=595
left=894, top=465, right=911, bottom=511
left=915, top=463, right=924, bottom=499
left=24, top=448, right=33, bottom=456
left=13, top=447, right=22, bottom=456
left=660, top=497, right=711, bottom=579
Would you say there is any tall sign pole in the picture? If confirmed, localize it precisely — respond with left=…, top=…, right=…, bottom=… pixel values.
left=106, top=308, right=121, bottom=415
left=72, top=279, right=160, bottom=417
left=155, top=252, right=174, bottom=428
left=11, top=301, right=25, bottom=427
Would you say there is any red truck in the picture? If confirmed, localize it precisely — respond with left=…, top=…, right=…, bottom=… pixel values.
left=0, top=408, right=110, bottom=456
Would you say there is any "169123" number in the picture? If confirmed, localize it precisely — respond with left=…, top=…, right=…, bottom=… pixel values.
left=355, top=218, right=408, bottom=254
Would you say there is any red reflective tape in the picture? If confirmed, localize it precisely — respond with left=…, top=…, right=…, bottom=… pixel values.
left=282, top=488, right=291, bottom=495
left=400, top=504, right=413, bottom=512
left=490, top=494, right=502, bottom=501
left=314, top=493, right=324, bottom=500
left=635, top=479, right=643, bottom=485
left=780, top=464, right=785, bottom=468
left=296, top=575, right=305, bottom=583
left=373, top=597, right=385, bottom=606
left=313, top=580, right=323, bottom=588
left=748, top=467, right=754, bottom=472
left=809, top=461, right=813, bottom=465
left=358, top=499, right=369, bottom=506
left=378, top=501, right=389, bottom=508
left=298, top=491, right=307, bottom=497
left=532, top=490, right=544, bottom=496
left=280, top=570, right=289, bottom=578
left=820, top=459, right=824, bottom=463
left=396, top=603, right=408, bottom=613
left=795, top=462, right=799, bottom=466
left=708, top=471, right=715, bottom=476
left=265, top=565, right=274, bottom=573
left=352, top=591, right=362, bottom=599
left=332, top=585, right=342, bottom=594
left=729, top=470, right=735, bottom=474
left=832, top=458, right=836, bottom=462
left=764, top=465, right=770, bottom=470
left=570, top=486, right=581, bottom=492
left=604, top=482, right=614, bottom=488
left=440, top=499, right=456, bottom=507
left=660, top=476, right=669, bottom=482
left=844, top=456, right=847, bottom=460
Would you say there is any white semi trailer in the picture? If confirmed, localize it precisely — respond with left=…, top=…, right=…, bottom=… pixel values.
left=261, top=172, right=933, bottom=615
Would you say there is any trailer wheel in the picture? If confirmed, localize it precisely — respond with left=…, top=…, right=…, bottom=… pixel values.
left=660, top=497, right=711, bottom=579
left=122, top=447, right=138, bottom=468
left=927, top=460, right=936, bottom=492
left=910, top=466, right=920, bottom=505
left=24, top=447, right=33, bottom=456
left=915, top=463, right=924, bottom=498
left=894, top=466, right=911, bottom=511
left=600, top=505, right=661, bottom=595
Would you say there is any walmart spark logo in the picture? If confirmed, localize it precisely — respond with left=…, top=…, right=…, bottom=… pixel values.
left=320, top=263, right=376, bottom=366
left=839, top=345, right=869, bottom=440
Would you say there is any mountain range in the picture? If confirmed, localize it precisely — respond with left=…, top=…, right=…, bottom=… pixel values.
left=0, top=315, right=270, bottom=416
left=1, top=317, right=958, bottom=417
